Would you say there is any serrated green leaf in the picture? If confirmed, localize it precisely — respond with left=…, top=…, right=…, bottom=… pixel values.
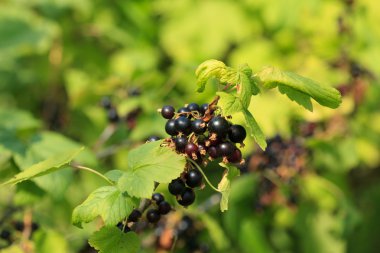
left=242, top=109, right=267, bottom=150
left=72, top=186, right=138, bottom=228
left=195, top=59, right=226, bottom=92
left=278, top=85, right=313, bottom=111
left=255, top=67, right=342, bottom=109
left=1, top=147, right=83, bottom=186
left=118, top=141, right=186, bottom=198
left=218, top=163, right=240, bottom=212
left=105, top=170, right=124, bottom=183
left=89, top=227, right=140, bottom=253
left=216, top=92, right=243, bottom=115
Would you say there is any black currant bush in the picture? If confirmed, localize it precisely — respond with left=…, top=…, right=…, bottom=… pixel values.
left=0, top=59, right=342, bottom=253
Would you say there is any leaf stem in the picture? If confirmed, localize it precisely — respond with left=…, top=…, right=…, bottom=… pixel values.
left=186, top=158, right=220, bottom=192
left=71, top=164, right=114, bottom=185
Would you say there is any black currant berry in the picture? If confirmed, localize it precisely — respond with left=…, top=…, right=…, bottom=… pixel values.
left=127, top=209, right=142, bottom=222
left=228, top=125, right=246, bottom=143
left=208, top=146, right=220, bottom=159
left=100, top=96, right=112, bottom=109
left=117, top=222, right=131, bottom=233
left=187, top=103, right=200, bottom=112
left=13, top=221, right=24, bottom=231
left=227, top=148, right=242, bottom=163
left=185, top=169, right=203, bottom=188
left=178, top=188, right=196, bottom=206
left=165, top=119, right=178, bottom=136
left=174, top=136, right=188, bottom=152
left=191, top=119, right=206, bottom=134
left=199, top=103, right=209, bottom=115
left=0, top=230, right=11, bottom=240
left=161, top=105, right=175, bottom=119
left=208, top=116, right=229, bottom=137
left=107, top=108, right=119, bottom=123
left=146, top=209, right=161, bottom=223
left=185, top=142, right=198, bottom=156
left=168, top=178, right=186, bottom=195
left=152, top=193, right=165, bottom=204
left=158, top=201, right=172, bottom=215
left=147, top=135, right=161, bottom=142
left=175, top=116, right=191, bottom=133
left=218, top=142, right=235, bottom=157
left=177, top=107, right=191, bottom=114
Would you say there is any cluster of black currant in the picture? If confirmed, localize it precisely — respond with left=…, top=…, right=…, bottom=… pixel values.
left=158, top=102, right=246, bottom=207
left=155, top=215, right=209, bottom=252
left=242, top=135, right=306, bottom=210
left=116, top=193, right=173, bottom=233
left=0, top=220, right=39, bottom=249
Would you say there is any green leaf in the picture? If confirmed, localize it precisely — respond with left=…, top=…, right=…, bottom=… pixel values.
left=218, top=163, right=240, bottom=212
left=105, top=170, right=124, bottom=183
left=242, top=109, right=267, bottom=150
left=118, top=141, right=186, bottom=198
left=278, top=85, right=313, bottom=111
left=216, top=92, right=243, bottom=115
left=255, top=67, right=342, bottom=110
left=34, top=230, right=69, bottom=253
left=195, top=59, right=226, bottom=92
left=199, top=213, right=231, bottom=250
left=1, top=148, right=83, bottom=186
left=0, top=108, right=40, bottom=131
left=89, top=227, right=140, bottom=253
left=72, top=186, right=138, bottom=228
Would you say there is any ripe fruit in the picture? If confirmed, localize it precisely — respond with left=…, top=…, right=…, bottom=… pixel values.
left=208, top=146, right=220, bottom=159
left=168, top=178, right=186, bottom=195
left=161, top=105, right=175, bottom=119
left=191, top=119, right=206, bottom=134
left=158, top=201, right=172, bottom=215
left=218, top=142, right=235, bottom=156
left=199, top=103, right=209, bottom=115
left=174, top=136, right=188, bottom=152
left=0, top=230, right=11, bottom=240
left=127, top=209, right=142, bottom=222
left=101, top=96, right=112, bottom=109
left=185, top=142, right=198, bottom=156
left=165, top=119, right=178, bottom=136
left=107, top=108, right=119, bottom=123
left=178, top=188, right=196, bottom=206
left=117, top=222, right=131, bottom=233
left=152, top=193, right=164, bottom=204
left=146, top=209, right=161, bottom=223
left=175, top=116, right=191, bottom=133
left=177, top=107, right=191, bottom=114
left=187, top=103, right=200, bottom=112
left=208, top=116, right=229, bottom=137
left=227, top=148, right=242, bottom=163
left=185, top=169, right=203, bottom=188
left=228, top=125, right=246, bottom=143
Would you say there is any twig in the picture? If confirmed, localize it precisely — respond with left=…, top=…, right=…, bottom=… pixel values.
left=93, top=124, right=117, bottom=151
left=70, top=164, right=114, bottom=185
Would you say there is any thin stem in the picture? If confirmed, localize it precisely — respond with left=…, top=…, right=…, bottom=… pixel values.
left=71, top=164, right=114, bottom=185
left=186, top=158, right=220, bottom=192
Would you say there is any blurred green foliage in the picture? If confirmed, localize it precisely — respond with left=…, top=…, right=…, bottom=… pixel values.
left=0, top=0, right=379, bottom=252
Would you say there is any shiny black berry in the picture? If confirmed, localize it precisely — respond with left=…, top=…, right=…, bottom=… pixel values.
left=152, top=193, right=165, bottom=204
left=165, top=119, right=178, bottom=136
left=227, top=148, right=242, bottom=163
left=178, top=188, right=196, bottom=206
left=187, top=103, right=200, bottom=112
left=208, top=146, right=220, bottom=159
left=174, top=136, right=188, bottom=152
left=161, top=105, right=175, bottom=119
left=228, top=125, right=246, bottom=143
left=146, top=209, right=161, bottom=223
left=0, top=230, right=11, bottom=240
left=191, top=119, right=206, bottom=134
left=199, top=103, right=209, bottom=115
left=177, top=107, right=191, bottom=114
left=169, top=178, right=186, bottom=195
left=175, top=116, right=191, bottom=133
left=185, top=142, right=198, bottom=156
left=185, top=169, right=203, bottom=188
left=107, top=108, right=119, bottom=123
left=117, top=222, right=131, bottom=233
left=208, top=116, right=229, bottom=137
left=218, top=142, right=236, bottom=156
left=127, top=209, right=142, bottom=222
left=158, top=201, right=172, bottom=215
